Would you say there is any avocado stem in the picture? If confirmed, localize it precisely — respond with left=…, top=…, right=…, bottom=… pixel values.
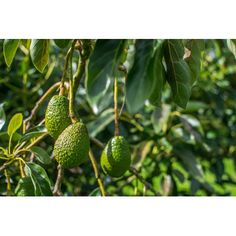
left=89, top=149, right=106, bottom=196
left=114, top=77, right=120, bottom=136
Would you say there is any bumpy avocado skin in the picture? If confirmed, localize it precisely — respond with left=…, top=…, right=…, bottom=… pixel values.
left=101, top=136, right=131, bottom=178
left=54, top=122, right=90, bottom=168
left=45, top=95, right=71, bottom=139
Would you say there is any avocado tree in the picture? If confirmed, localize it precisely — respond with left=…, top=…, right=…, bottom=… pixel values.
left=0, top=39, right=236, bottom=196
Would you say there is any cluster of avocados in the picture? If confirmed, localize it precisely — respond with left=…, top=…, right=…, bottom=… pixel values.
left=45, top=95, right=131, bottom=178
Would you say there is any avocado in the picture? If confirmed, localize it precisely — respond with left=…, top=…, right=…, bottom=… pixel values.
left=100, top=136, right=131, bottom=178
left=45, top=95, right=71, bottom=139
left=54, top=122, right=90, bottom=168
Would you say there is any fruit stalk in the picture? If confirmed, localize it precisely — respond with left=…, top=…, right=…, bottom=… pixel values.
left=53, top=164, right=64, bottom=196
left=89, top=149, right=106, bottom=196
left=59, top=48, right=72, bottom=96
left=114, top=77, right=120, bottom=136
left=68, top=41, right=78, bottom=123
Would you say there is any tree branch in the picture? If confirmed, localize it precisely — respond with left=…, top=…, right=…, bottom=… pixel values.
left=129, top=166, right=160, bottom=196
left=53, top=164, right=64, bottom=196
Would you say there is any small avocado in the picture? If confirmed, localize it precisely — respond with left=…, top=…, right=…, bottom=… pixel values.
left=54, top=122, right=90, bottom=168
left=45, top=95, right=71, bottom=139
left=100, top=136, right=131, bottom=178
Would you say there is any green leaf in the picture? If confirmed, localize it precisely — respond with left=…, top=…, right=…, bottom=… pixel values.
left=7, top=113, right=23, bottom=137
left=151, top=104, right=171, bottom=134
left=3, top=39, right=20, bottom=67
left=15, top=177, right=35, bottom=196
left=185, top=39, right=204, bottom=83
left=54, top=39, right=71, bottom=48
left=21, top=39, right=31, bottom=49
left=85, top=39, right=125, bottom=114
left=164, top=40, right=192, bottom=108
left=148, top=42, right=165, bottom=106
left=19, top=128, right=47, bottom=143
left=0, top=103, right=6, bottom=131
left=89, top=187, right=101, bottom=196
left=227, top=39, right=236, bottom=58
left=87, top=108, right=114, bottom=137
left=24, top=162, right=52, bottom=196
left=174, top=146, right=204, bottom=180
left=126, top=40, right=155, bottom=113
left=30, top=146, right=51, bottom=165
left=30, top=39, right=49, bottom=73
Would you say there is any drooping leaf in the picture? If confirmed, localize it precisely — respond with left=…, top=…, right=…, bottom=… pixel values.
left=24, top=162, right=52, bottom=196
left=227, top=39, right=236, bottom=58
left=151, top=104, right=171, bottom=134
left=126, top=40, right=155, bottom=113
left=30, top=39, right=49, bottom=73
left=54, top=39, right=71, bottom=49
left=21, top=39, right=31, bottom=49
left=3, top=39, right=20, bottom=67
left=164, top=40, right=192, bottom=108
left=19, top=127, right=47, bottom=143
left=87, top=108, right=114, bottom=137
left=148, top=41, right=166, bottom=106
left=185, top=39, right=204, bottom=83
left=0, top=103, right=6, bottom=131
left=15, top=177, right=35, bottom=196
left=86, top=39, right=126, bottom=114
left=174, top=146, right=204, bottom=180
left=7, top=113, right=23, bottom=137
left=30, top=146, right=51, bottom=165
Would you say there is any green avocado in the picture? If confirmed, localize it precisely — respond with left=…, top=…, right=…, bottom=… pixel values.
left=100, top=136, right=131, bottom=178
left=54, top=122, right=90, bottom=168
left=45, top=95, right=71, bottom=139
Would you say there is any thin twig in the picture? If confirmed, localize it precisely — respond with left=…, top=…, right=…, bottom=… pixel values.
left=24, top=82, right=61, bottom=131
left=25, top=133, right=48, bottom=150
left=129, top=166, right=160, bottom=196
left=68, top=40, right=78, bottom=123
left=88, top=149, right=106, bottom=196
left=114, top=77, right=120, bottom=136
left=59, top=49, right=72, bottom=96
left=90, top=137, right=105, bottom=149
left=53, top=164, right=64, bottom=196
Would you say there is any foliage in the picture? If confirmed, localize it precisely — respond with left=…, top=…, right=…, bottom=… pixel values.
left=0, top=39, right=236, bottom=196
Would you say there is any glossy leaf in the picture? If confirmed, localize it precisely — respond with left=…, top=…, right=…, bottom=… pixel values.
left=30, top=146, right=51, bottom=165
left=86, top=39, right=125, bottom=113
left=164, top=40, right=192, bottom=108
left=24, top=162, right=52, bottom=196
left=54, top=39, right=71, bottom=48
left=227, top=39, right=236, bottom=58
left=19, top=128, right=47, bottom=143
left=7, top=113, right=23, bottom=137
left=3, top=39, right=20, bottom=67
left=87, top=108, right=114, bottom=137
left=185, top=39, right=204, bottom=83
left=0, top=103, right=6, bottom=131
left=126, top=40, right=155, bottom=113
left=15, top=177, right=35, bottom=196
left=30, top=39, right=49, bottom=73
left=148, top=42, right=165, bottom=106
